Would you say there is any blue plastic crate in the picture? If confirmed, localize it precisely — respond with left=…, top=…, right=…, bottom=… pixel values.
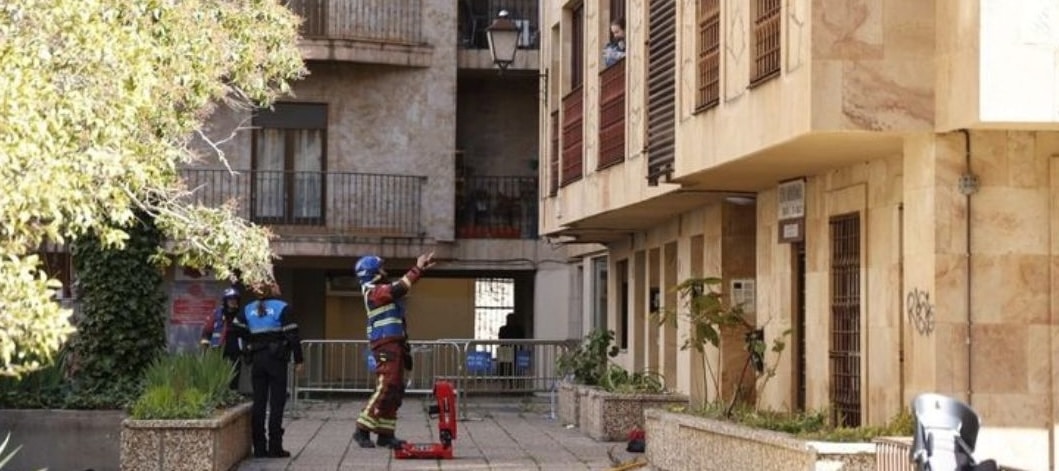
left=516, top=350, right=531, bottom=369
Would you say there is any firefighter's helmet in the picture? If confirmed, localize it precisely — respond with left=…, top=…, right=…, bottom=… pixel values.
left=355, top=255, right=384, bottom=284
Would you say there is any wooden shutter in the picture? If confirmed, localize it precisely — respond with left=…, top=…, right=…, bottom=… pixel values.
left=561, top=87, right=584, bottom=185
left=696, top=0, right=721, bottom=110
left=750, top=0, right=781, bottom=85
left=549, top=110, right=559, bottom=195
left=646, top=0, right=676, bottom=184
left=598, top=58, right=626, bottom=169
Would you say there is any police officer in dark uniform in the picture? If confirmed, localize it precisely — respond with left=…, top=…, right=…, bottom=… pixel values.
left=233, top=282, right=303, bottom=458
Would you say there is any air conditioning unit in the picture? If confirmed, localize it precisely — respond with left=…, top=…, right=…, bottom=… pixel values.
left=327, top=275, right=363, bottom=297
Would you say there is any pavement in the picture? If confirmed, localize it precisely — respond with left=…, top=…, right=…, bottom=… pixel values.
left=235, top=395, right=650, bottom=471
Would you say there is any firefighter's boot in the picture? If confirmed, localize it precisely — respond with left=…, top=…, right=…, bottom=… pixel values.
left=376, top=433, right=407, bottom=450
left=354, top=428, right=376, bottom=448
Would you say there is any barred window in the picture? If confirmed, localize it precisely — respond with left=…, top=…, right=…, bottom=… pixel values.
left=696, top=0, right=720, bottom=110
left=750, top=0, right=781, bottom=86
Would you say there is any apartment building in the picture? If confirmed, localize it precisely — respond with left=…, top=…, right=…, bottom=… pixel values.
left=539, top=0, right=1059, bottom=468
left=162, top=0, right=580, bottom=351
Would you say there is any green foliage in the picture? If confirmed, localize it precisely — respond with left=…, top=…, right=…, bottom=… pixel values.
left=0, top=0, right=304, bottom=377
left=656, top=277, right=791, bottom=412
left=557, top=329, right=619, bottom=386
left=684, top=402, right=915, bottom=442
left=599, top=364, right=666, bottom=394
left=67, top=213, right=166, bottom=406
left=130, top=350, right=238, bottom=420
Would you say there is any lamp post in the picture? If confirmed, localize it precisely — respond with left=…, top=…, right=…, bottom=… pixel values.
left=486, top=10, right=519, bottom=72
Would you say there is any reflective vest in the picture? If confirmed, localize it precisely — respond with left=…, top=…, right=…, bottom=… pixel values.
left=244, top=299, right=288, bottom=334
left=208, top=307, right=227, bottom=347
left=363, top=283, right=406, bottom=342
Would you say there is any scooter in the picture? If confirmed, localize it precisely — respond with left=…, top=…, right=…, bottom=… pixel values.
left=910, top=393, right=998, bottom=471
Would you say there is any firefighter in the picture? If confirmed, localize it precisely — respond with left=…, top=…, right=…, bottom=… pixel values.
left=233, top=282, right=304, bottom=458
left=352, top=252, right=436, bottom=449
left=199, top=287, right=243, bottom=390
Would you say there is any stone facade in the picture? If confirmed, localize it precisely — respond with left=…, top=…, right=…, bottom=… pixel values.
left=539, top=0, right=1059, bottom=469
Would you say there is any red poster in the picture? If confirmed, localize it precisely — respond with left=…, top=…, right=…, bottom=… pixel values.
left=170, top=281, right=223, bottom=326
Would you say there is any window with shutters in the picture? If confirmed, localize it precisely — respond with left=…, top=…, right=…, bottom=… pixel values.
left=598, top=55, right=625, bottom=169
left=646, top=0, right=676, bottom=184
left=561, top=4, right=585, bottom=186
left=829, top=213, right=861, bottom=427
left=696, top=0, right=721, bottom=111
left=750, top=0, right=781, bottom=86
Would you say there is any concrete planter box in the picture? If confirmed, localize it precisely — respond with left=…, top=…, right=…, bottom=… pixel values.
left=580, top=389, right=689, bottom=442
left=0, top=408, right=125, bottom=471
left=120, top=402, right=252, bottom=471
left=645, top=409, right=875, bottom=471
left=558, top=382, right=590, bottom=427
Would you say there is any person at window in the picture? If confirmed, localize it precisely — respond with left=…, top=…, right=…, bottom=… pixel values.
left=602, top=17, right=626, bottom=68
left=233, top=282, right=303, bottom=459
left=352, top=252, right=436, bottom=449
left=199, top=287, right=243, bottom=391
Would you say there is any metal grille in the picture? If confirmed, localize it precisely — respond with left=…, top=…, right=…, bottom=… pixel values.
left=598, top=56, right=625, bottom=169
left=830, top=214, right=861, bottom=427
left=696, top=0, right=720, bottom=110
left=646, top=0, right=676, bottom=184
left=750, top=0, right=781, bottom=85
left=795, top=242, right=806, bottom=410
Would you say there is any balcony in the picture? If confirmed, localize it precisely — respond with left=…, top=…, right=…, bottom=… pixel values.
left=287, top=0, right=433, bottom=67
left=181, top=169, right=426, bottom=239
left=458, top=0, right=540, bottom=70
left=456, top=176, right=538, bottom=239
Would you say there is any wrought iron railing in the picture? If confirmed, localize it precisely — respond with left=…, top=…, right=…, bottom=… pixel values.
left=181, top=169, right=426, bottom=237
left=459, top=0, right=539, bottom=49
left=456, top=176, right=538, bottom=239
left=287, top=0, right=425, bottom=44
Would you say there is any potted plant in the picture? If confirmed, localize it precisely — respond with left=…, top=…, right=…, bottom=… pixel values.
left=120, top=350, right=251, bottom=471
left=555, top=329, right=618, bottom=427
left=557, top=330, right=688, bottom=441
left=646, top=277, right=915, bottom=470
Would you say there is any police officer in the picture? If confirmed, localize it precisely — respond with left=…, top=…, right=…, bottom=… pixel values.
left=233, top=282, right=303, bottom=458
left=199, top=287, right=242, bottom=390
left=352, top=252, right=435, bottom=449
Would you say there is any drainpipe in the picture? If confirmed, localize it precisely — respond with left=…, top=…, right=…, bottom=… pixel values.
left=957, top=129, right=978, bottom=405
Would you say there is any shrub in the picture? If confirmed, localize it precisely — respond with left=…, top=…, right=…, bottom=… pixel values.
left=129, top=350, right=239, bottom=420
left=557, top=329, right=619, bottom=386
left=599, top=365, right=665, bottom=394
left=682, top=402, right=915, bottom=442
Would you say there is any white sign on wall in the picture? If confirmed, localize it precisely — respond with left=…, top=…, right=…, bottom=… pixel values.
left=777, top=178, right=806, bottom=220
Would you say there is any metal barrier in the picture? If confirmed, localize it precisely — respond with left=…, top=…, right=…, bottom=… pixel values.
left=291, top=339, right=577, bottom=415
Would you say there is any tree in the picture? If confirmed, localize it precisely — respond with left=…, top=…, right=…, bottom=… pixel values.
left=0, top=0, right=306, bottom=377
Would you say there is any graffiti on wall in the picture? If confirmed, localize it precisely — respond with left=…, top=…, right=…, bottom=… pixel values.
left=906, top=288, right=935, bottom=336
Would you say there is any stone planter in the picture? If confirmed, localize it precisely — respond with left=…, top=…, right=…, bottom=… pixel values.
left=645, top=409, right=875, bottom=471
left=0, top=409, right=125, bottom=471
left=557, top=382, right=591, bottom=427
left=120, top=402, right=252, bottom=471
left=579, top=389, right=689, bottom=442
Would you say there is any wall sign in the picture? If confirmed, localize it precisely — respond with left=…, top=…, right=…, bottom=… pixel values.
left=777, top=178, right=806, bottom=243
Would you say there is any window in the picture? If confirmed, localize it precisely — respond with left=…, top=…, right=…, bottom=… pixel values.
left=646, top=0, right=677, bottom=184
left=750, top=0, right=781, bottom=86
left=696, top=0, right=721, bottom=110
left=617, top=259, right=629, bottom=349
left=610, top=0, right=626, bottom=24
left=829, top=213, right=861, bottom=427
left=570, top=4, right=584, bottom=89
left=251, top=102, right=327, bottom=225
left=592, top=257, right=608, bottom=331
left=474, top=278, right=515, bottom=354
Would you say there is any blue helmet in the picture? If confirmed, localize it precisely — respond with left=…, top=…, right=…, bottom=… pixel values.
left=354, top=255, right=384, bottom=284
left=221, top=287, right=239, bottom=300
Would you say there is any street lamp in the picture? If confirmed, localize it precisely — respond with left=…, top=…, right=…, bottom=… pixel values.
left=486, top=10, right=519, bottom=71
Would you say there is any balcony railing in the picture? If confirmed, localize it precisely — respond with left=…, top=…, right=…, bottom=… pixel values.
left=459, top=0, right=539, bottom=49
left=181, top=169, right=425, bottom=237
left=456, top=176, right=538, bottom=239
left=288, top=0, right=424, bottom=44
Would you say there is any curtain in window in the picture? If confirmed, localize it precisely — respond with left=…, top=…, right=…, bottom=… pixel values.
left=292, top=130, right=323, bottom=220
left=254, top=129, right=285, bottom=218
